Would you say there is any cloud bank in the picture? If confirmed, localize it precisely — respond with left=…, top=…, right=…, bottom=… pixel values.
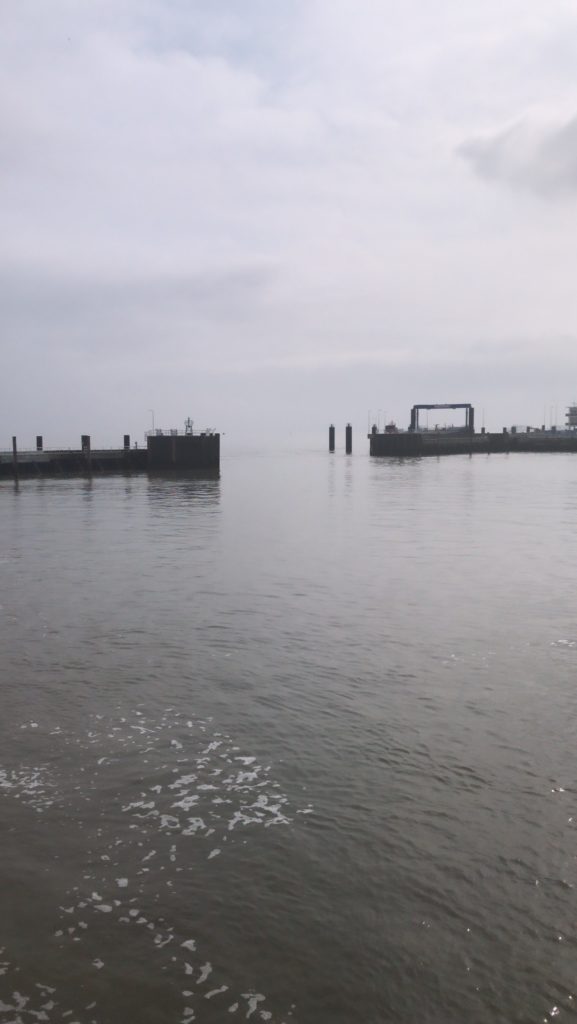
left=2, top=0, right=577, bottom=445
left=461, top=115, right=577, bottom=197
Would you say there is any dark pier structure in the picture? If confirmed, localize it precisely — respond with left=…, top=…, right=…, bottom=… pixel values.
left=369, top=403, right=577, bottom=457
left=0, top=421, right=220, bottom=479
left=147, top=430, right=219, bottom=471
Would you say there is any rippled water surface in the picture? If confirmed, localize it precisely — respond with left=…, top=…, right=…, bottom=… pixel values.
left=2, top=450, right=577, bottom=1023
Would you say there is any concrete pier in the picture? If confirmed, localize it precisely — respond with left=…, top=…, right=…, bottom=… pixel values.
left=147, top=431, right=220, bottom=471
left=368, top=401, right=577, bottom=457
left=0, top=445, right=148, bottom=478
left=0, top=426, right=220, bottom=478
left=369, top=427, right=577, bottom=457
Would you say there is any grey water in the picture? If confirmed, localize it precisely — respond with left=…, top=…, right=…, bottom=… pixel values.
left=1, top=450, right=577, bottom=1024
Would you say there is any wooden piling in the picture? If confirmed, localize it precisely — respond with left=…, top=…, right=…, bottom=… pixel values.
left=81, top=434, right=91, bottom=473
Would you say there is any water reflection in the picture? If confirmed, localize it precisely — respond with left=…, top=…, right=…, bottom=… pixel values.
left=343, top=455, right=354, bottom=497
left=81, top=477, right=94, bottom=502
left=327, top=453, right=336, bottom=500
left=146, top=473, right=221, bottom=518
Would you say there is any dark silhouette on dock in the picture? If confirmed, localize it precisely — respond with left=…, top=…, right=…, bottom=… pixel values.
left=369, top=403, right=577, bottom=457
left=1, top=424, right=220, bottom=479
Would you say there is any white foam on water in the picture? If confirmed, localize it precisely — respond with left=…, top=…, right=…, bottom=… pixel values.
left=197, top=963, right=212, bottom=984
left=0, top=766, right=55, bottom=813
left=0, top=705, right=308, bottom=1023
left=181, top=817, right=205, bottom=835
left=122, top=800, right=155, bottom=812
left=243, top=992, right=266, bottom=1018
left=169, top=774, right=197, bottom=789
left=172, top=796, right=199, bottom=811
left=206, top=985, right=229, bottom=999
left=160, top=815, right=180, bottom=829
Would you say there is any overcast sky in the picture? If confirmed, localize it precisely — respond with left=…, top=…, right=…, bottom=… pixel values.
left=3, top=0, right=577, bottom=449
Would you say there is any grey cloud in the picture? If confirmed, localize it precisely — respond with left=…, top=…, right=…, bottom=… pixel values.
left=461, top=114, right=577, bottom=197
left=4, top=1, right=577, bottom=445
left=0, top=264, right=275, bottom=354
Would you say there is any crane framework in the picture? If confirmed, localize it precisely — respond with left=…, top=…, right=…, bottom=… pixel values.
left=409, top=403, right=474, bottom=433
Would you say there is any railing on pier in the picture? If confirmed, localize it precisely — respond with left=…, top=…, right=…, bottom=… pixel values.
left=144, top=427, right=216, bottom=438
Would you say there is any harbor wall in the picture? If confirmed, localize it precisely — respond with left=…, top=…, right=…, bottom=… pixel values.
left=0, top=448, right=148, bottom=478
left=0, top=432, right=220, bottom=478
left=147, top=433, right=220, bottom=471
left=369, top=431, right=577, bottom=457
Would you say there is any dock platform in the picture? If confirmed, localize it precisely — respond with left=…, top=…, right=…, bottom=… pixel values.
left=368, top=430, right=577, bottom=457
left=0, top=426, right=220, bottom=479
left=368, top=403, right=577, bottom=457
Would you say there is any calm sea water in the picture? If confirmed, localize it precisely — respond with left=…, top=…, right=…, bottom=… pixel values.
left=1, top=450, right=577, bottom=1024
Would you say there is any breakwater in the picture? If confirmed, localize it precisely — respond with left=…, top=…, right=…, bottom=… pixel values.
left=369, top=428, right=577, bottom=457
left=0, top=429, right=220, bottom=478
